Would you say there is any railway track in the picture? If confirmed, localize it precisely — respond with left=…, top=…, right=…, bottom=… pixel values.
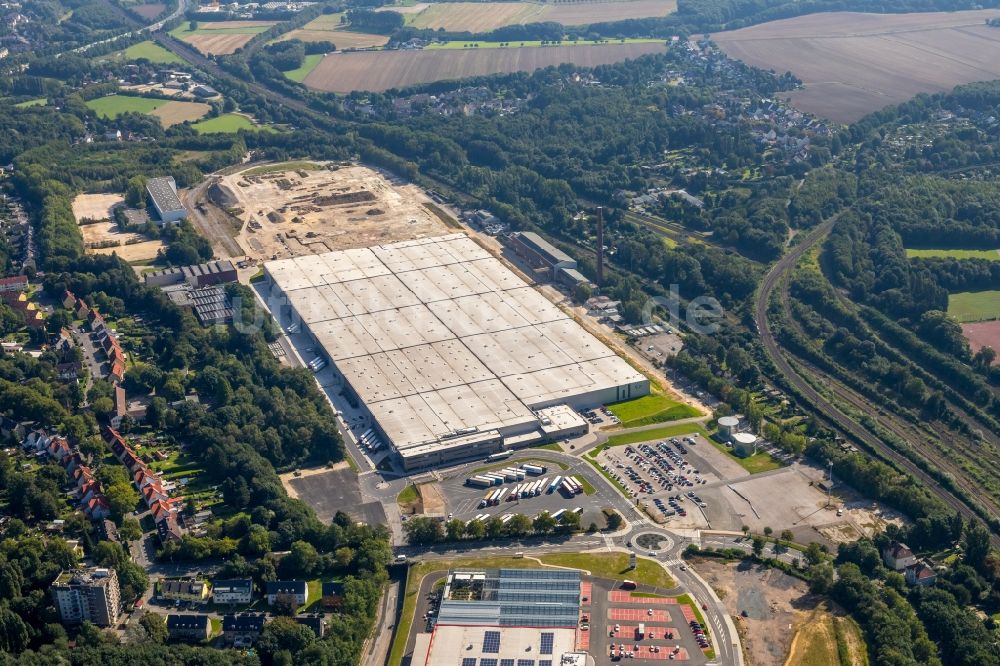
left=780, top=291, right=1000, bottom=523
left=754, top=218, right=1000, bottom=546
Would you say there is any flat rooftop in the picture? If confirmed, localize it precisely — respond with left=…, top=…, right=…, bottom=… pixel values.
left=265, top=234, right=647, bottom=454
left=414, top=625, right=578, bottom=666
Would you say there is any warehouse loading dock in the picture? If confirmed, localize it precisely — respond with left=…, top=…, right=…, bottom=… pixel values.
left=264, top=233, right=648, bottom=470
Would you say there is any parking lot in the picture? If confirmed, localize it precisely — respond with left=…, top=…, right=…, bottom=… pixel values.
left=593, top=434, right=732, bottom=528
left=590, top=578, right=709, bottom=663
left=437, top=461, right=610, bottom=529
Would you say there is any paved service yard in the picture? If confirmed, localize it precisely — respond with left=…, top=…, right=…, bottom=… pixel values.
left=590, top=578, right=706, bottom=664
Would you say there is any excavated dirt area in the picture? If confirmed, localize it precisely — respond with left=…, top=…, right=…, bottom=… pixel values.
left=218, top=162, right=447, bottom=261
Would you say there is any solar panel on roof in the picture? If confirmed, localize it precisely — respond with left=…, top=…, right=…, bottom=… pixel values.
left=480, top=659, right=498, bottom=666
left=540, top=661, right=552, bottom=666
left=500, top=660, right=514, bottom=666
left=539, top=633, right=554, bottom=655
left=517, top=660, right=534, bottom=666
left=462, top=659, right=477, bottom=666
left=482, top=631, right=501, bottom=653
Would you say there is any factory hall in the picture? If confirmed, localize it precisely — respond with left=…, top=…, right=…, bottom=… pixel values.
left=262, top=234, right=649, bottom=470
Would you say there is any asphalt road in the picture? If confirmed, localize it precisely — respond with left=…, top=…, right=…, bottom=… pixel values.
left=752, top=217, right=1000, bottom=548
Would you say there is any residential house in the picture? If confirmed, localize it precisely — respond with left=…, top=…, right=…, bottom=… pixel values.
left=295, top=615, right=326, bottom=638
left=111, top=385, right=126, bottom=428
left=156, top=513, right=183, bottom=543
left=212, top=579, right=253, bottom=605
left=82, top=496, right=110, bottom=520
left=109, top=359, right=125, bottom=385
left=56, top=362, right=81, bottom=382
left=1, top=416, right=28, bottom=441
left=74, top=298, right=89, bottom=320
left=222, top=614, right=265, bottom=647
left=167, top=614, right=211, bottom=641
left=88, top=309, right=105, bottom=332
left=265, top=581, right=308, bottom=608
left=160, top=579, right=211, bottom=604
left=0, top=274, right=27, bottom=294
left=905, top=560, right=937, bottom=586
left=96, top=519, right=120, bottom=543
left=883, top=541, right=917, bottom=571
left=104, top=129, right=122, bottom=142
left=320, top=581, right=343, bottom=609
left=61, top=290, right=77, bottom=309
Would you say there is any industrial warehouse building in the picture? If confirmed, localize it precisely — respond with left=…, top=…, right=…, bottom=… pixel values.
left=263, top=234, right=648, bottom=470
left=507, top=232, right=590, bottom=289
left=411, top=569, right=587, bottom=666
left=145, top=176, right=187, bottom=225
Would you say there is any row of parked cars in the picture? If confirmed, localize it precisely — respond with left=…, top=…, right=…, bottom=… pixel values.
left=689, top=618, right=710, bottom=650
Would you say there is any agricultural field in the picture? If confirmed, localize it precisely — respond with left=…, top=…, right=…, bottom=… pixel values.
left=192, top=113, right=269, bottom=134
left=906, top=248, right=1000, bottom=260
left=961, top=321, right=1000, bottom=364
left=85, top=95, right=210, bottom=127
left=131, top=2, right=166, bottom=20
left=425, top=37, right=661, bottom=49
left=302, top=41, right=667, bottom=92
left=116, top=40, right=183, bottom=64
left=13, top=98, right=47, bottom=108
left=170, top=21, right=276, bottom=55
left=390, top=0, right=676, bottom=32
left=711, top=9, right=1000, bottom=123
left=275, top=13, right=388, bottom=50
left=948, top=290, right=1000, bottom=322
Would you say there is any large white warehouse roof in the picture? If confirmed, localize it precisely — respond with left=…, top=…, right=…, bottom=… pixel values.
left=265, top=234, right=648, bottom=465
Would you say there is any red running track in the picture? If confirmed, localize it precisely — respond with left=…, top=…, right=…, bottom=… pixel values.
left=609, top=608, right=671, bottom=622
left=606, top=625, right=682, bottom=641
left=608, top=591, right=677, bottom=604
left=607, top=645, right=690, bottom=661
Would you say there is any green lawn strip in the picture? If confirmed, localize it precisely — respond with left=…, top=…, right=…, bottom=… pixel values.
left=396, top=484, right=418, bottom=505
left=170, top=24, right=272, bottom=38
left=630, top=591, right=669, bottom=598
left=243, top=160, right=320, bottom=176
left=531, top=442, right=563, bottom=452
left=674, top=593, right=715, bottom=659
left=705, top=438, right=781, bottom=474
left=575, top=474, right=596, bottom=496
left=595, top=422, right=710, bottom=452
left=425, top=37, right=663, bottom=50
left=390, top=553, right=673, bottom=666
left=209, top=617, right=221, bottom=636
left=85, top=95, right=167, bottom=118
left=906, top=248, right=1000, bottom=260
left=298, top=579, right=323, bottom=612
left=608, top=393, right=702, bottom=427
left=14, top=98, right=47, bottom=108
left=284, top=53, right=324, bottom=82
left=947, top=290, right=1000, bottom=322
left=192, top=113, right=267, bottom=134
left=119, top=40, right=183, bottom=64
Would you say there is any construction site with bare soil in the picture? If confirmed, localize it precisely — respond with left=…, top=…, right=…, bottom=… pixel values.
left=203, top=161, right=451, bottom=262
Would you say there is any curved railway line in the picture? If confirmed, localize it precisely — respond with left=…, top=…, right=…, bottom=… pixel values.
left=780, top=284, right=1000, bottom=523
left=754, top=218, right=1000, bottom=547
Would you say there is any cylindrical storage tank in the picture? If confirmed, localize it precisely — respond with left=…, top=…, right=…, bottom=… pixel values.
left=732, top=432, right=758, bottom=458
left=717, top=416, right=740, bottom=441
